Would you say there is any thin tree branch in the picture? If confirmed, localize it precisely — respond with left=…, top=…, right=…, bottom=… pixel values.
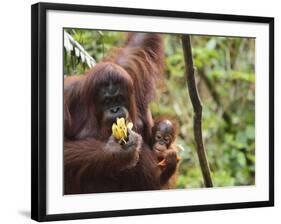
left=181, top=35, right=213, bottom=187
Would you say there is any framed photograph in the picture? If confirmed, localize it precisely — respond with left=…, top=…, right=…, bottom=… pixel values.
left=31, top=2, right=274, bottom=222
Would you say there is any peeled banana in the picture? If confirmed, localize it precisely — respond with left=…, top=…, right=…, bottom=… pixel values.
left=112, top=117, right=133, bottom=144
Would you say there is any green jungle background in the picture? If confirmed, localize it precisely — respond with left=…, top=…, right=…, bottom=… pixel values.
left=64, top=29, right=255, bottom=188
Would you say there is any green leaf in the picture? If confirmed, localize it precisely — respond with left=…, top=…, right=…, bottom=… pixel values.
left=246, top=126, right=255, bottom=140
left=237, top=152, right=247, bottom=166
left=235, top=131, right=247, bottom=146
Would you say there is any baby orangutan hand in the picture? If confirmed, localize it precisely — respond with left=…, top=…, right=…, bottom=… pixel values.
left=158, top=149, right=180, bottom=167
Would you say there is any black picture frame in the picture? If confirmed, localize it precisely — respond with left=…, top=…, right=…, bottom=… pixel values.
left=31, top=2, right=274, bottom=222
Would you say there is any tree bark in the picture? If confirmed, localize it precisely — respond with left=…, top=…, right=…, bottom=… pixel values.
left=181, top=35, right=213, bottom=187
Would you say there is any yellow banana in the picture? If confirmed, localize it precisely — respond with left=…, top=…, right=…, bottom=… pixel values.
left=112, top=124, right=123, bottom=140
left=112, top=117, right=133, bottom=144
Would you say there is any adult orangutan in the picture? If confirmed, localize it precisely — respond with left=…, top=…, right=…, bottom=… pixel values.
left=64, top=32, right=178, bottom=194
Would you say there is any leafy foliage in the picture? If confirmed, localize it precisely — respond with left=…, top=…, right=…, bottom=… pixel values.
left=63, top=30, right=255, bottom=188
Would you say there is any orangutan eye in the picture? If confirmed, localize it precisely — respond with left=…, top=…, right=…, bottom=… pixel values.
left=164, top=137, right=170, bottom=143
left=103, top=97, right=111, bottom=105
left=116, top=95, right=124, bottom=103
left=156, top=134, right=162, bottom=140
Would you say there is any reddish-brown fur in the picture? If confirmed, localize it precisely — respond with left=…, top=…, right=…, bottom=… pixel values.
left=64, top=33, right=177, bottom=194
left=152, top=116, right=180, bottom=189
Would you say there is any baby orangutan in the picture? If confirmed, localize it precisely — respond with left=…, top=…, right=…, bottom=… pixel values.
left=152, top=118, right=181, bottom=189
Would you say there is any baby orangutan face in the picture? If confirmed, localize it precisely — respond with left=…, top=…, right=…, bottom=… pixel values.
left=152, top=120, right=176, bottom=154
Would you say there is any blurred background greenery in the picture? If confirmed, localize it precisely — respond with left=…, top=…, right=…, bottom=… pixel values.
left=64, top=29, right=255, bottom=189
